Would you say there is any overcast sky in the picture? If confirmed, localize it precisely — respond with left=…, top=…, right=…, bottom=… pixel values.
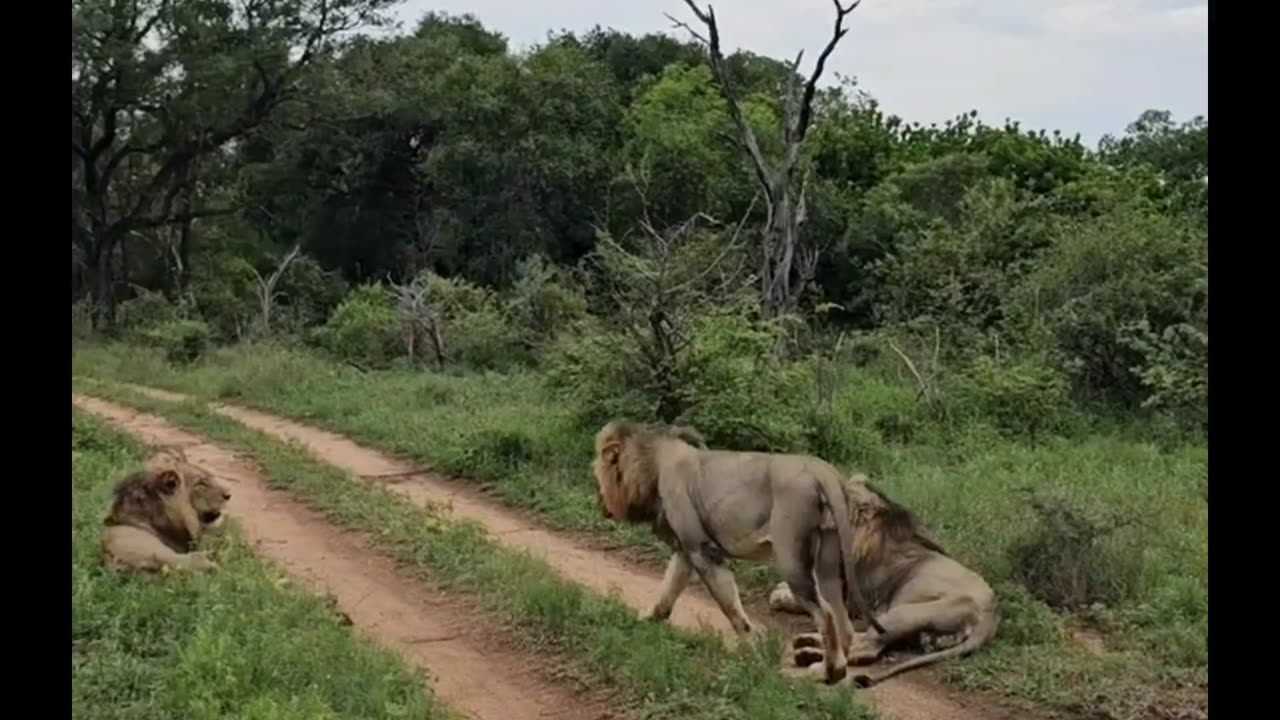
left=388, top=1, right=1208, bottom=147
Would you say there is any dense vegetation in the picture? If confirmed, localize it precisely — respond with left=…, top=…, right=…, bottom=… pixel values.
left=73, top=2, right=1207, bottom=718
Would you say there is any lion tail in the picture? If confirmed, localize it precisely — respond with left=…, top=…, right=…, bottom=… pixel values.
left=814, top=472, right=885, bottom=635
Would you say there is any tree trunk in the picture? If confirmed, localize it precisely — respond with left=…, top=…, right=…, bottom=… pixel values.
left=86, top=234, right=118, bottom=330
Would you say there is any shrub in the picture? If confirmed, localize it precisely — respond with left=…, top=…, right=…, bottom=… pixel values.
left=678, top=314, right=808, bottom=451
left=1119, top=319, right=1208, bottom=432
left=141, top=319, right=213, bottom=364
left=187, top=255, right=259, bottom=341
left=421, top=273, right=527, bottom=370
left=505, top=254, right=588, bottom=349
left=320, top=284, right=401, bottom=368
left=947, top=353, right=1074, bottom=437
left=1007, top=491, right=1138, bottom=611
left=71, top=301, right=94, bottom=341
left=547, top=313, right=807, bottom=452
left=1008, top=205, right=1207, bottom=415
left=116, top=288, right=180, bottom=338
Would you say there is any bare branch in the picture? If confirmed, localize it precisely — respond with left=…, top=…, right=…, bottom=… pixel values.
left=797, top=0, right=860, bottom=140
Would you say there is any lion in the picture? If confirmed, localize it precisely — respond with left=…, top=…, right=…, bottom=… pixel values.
left=592, top=420, right=884, bottom=684
left=769, top=474, right=998, bottom=686
left=100, top=449, right=231, bottom=573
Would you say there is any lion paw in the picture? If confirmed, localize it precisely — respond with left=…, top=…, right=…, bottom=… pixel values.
left=186, top=551, right=219, bottom=572
left=639, top=607, right=670, bottom=624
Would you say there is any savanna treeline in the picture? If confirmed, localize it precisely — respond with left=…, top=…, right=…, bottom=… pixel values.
left=73, top=1, right=1207, bottom=710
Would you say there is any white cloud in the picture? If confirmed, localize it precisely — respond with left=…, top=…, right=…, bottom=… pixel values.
left=390, top=0, right=1207, bottom=145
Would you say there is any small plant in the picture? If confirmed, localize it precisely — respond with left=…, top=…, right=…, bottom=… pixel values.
left=142, top=319, right=212, bottom=364
left=1007, top=491, right=1136, bottom=611
left=320, top=284, right=401, bottom=368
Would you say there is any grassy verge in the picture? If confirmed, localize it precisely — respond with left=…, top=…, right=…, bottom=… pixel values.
left=71, top=410, right=445, bottom=720
left=74, top=379, right=875, bottom=720
left=74, top=342, right=1209, bottom=719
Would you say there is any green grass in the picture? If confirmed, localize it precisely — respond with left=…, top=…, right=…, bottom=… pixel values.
left=73, top=378, right=875, bottom=720
left=71, top=410, right=444, bottom=720
left=73, top=341, right=1209, bottom=719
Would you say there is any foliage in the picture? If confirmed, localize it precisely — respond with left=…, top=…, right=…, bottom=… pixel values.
left=142, top=319, right=213, bottom=364
left=948, top=353, right=1075, bottom=438
left=1007, top=205, right=1208, bottom=411
left=1007, top=491, right=1138, bottom=611
left=506, top=254, right=589, bottom=349
left=318, top=284, right=400, bottom=368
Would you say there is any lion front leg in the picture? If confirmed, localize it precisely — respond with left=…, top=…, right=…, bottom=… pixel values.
left=686, top=550, right=753, bottom=637
left=642, top=552, right=692, bottom=623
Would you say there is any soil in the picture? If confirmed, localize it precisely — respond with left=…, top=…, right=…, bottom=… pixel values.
left=110, top=384, right=1030, bottom=720
left=72, top=394, right=621, bottom=720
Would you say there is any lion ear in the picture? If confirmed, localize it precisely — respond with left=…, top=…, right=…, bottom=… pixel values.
left=154, top=470, right=181, bottom=495
left=601, top=441, right=621, bottom=465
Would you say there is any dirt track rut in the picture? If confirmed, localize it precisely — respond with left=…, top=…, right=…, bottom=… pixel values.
left=73, top=394, right=618, bottom=720
left=112, top=384, right=1021, bottom=720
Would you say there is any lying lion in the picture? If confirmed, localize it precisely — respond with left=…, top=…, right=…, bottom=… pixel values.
left=770, top=474, right=998, bottom=686
left=100, top=449, right=232, bottom=573
left=592, top=420, right=884, bottom=684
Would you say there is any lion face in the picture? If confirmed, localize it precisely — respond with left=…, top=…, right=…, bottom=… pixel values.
left=190, top=473, right=232, bottom=528
left=143, top=449, right=229, bottom=531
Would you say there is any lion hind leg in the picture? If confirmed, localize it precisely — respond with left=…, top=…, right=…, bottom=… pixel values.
left=847, top=596, right=976, bottom=664
left=850, top=598, right=997, bottom=687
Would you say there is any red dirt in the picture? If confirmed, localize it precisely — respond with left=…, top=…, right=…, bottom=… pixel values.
left=116, top=384, right=1022, bottom=720
left=73, top=394, right=620, bottom=720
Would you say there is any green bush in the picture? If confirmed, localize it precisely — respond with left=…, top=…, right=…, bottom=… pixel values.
left=142, top=319, right=213, bottom=364
left=505, top=254, right=588, bottom=349
left=544, top=320, right=661, bottom=428
left=948, top=353, right=1074, bottom=437
left=548, top=313, right=807, bottom=452
left=421, top=272, right=527, bottom=370
left=678, top=314, right=808, bottom=451
left=1006, top=491, right=1139, bottom=611
left=1119, top=319, right=1208, bottom=431
left=116, top=288, right=181, bottom=338
left=72, top=300, right=94, bottom=340
left=187, top=255, right=259, bottom=341
left=320, top=284, right=401, bottom=368
left=1008, top=205, right=1207, bottom=417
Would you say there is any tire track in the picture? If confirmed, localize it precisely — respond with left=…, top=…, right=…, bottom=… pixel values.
left=114, top=383, right=1022, bottom=720
left=73, top=394, right=620, bottom=720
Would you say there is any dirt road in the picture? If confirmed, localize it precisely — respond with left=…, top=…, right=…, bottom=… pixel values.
left=109, top=384, right=1021, bottom=720
left=73, top=394, right=619, bottom=720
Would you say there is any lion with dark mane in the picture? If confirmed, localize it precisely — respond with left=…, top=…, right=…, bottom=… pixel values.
left=100, top=449, right=231, bottom=573
left=770, top=473, right=998, bottom=686
left=592, top=420, right=884, bottom=684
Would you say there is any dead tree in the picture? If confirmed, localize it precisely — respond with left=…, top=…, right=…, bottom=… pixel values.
left=250, top=244, right=302, bottom=335
left=669, top=0, right=860, bottom=324
left=388, top=273, right=447, bottom=369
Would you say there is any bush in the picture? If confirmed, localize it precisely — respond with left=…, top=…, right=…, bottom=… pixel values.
left=71, top=301, right=94, bottom=340
left=1007, top=491, right=1138, bottom=611
left=187, top=255, right=259, bottom=341
left=141, top=319, right=212, bottom=364
left=544, top=320, right=665, bottom=429
left=548, top=313, right=807, bottom=452
left=1119, top=319, right=1208, bottom=432
left=678, top=314, right=808, bottom=451
left=421, top=273, right=527, bottom=370
left=320, top=284, right=401, bottom=368
left=505, top=254, right=588, bottom=349
left=1008, top=205, right=1207, bottom=416
left=947, top=353, right=1074, bottom=437
left=116, top=288, right=180, bottom=338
